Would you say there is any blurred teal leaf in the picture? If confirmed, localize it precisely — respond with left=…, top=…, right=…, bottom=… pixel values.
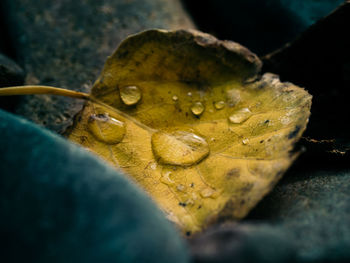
left=0, top=109, right=189, bottom=263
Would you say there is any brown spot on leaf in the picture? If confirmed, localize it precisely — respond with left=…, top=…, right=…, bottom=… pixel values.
left=226, top=168, right=240, bottom=178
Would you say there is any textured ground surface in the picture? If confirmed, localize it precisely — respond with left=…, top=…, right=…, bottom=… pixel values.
left=1, top=0, right=194, bottom=133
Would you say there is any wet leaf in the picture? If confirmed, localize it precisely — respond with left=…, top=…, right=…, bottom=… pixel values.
left=67, top=29, right=312, bottom=233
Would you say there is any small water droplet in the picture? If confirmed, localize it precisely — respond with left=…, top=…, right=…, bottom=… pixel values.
left=185, top=199, right=195, bottom=206
left=191, top=102, right=205, bottom=116
left=88, top=113, right=126, bottom=144
left=160, top=171, right=174, bottom=185
left=214, top=101, right=225, bottom=110
left=280, top=116, right=291, bottom=125
left=177, top=184, right=186, bottom=192
left=228, top=108, right=252, bottom=124
left=120, top=85, right=141, bottom=105
left=150, top=162, right=157, bottom=170
left=187, top=92, right=192, bottom=96
left=172, top=95, right=178, bottom=101
left=192, top=192, right=199, bottom=200
left=226, top=89, right=241, bottom=107
left=242, top=138, right=249, bottom=145
left=200, top=188, right=218, bottom=199
left=152, top=130, right=210, bottom=166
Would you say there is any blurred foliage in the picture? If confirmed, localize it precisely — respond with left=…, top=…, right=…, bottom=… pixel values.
left=0, top=109, right=189, bottom=263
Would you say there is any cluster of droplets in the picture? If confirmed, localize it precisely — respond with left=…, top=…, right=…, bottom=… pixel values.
left=171, top=87, right=252, bottom=126
left=88, top=85, right=254, bottom=161
left=86, top=84, right=244, bottom=219
left=159, top=168, right=219, bottom=211
left=87, top=85, right=143, bottom=145
left=118, top=85, right=253, bottom=126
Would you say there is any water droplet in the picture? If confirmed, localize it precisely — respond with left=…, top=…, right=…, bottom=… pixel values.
left=172, top=95, right=178, bottom=101
left=187, top=92, right=192, bottom=97
left=185, top=199, right=195, bottom=206
left=151, top=130, right=210, bottom=166
left=214, top=101, right=225, bottom=110
left=88, top=113, right=126, bottom=144
left=177, top=184, right=186, bottom=192
left=242, top=138, right=249, bottom=145
left=160, top=171, right=174, bottom=185
left=200, top=188, right=218, bottom=199
left=150, top=162, right=157, bottom=170
left=191, top=102, right=205, bottom=116
left=280, top=116, right=292, bottom=125
left=120, top=85, right=141, bottom=105
left=226, top=89, right=241, bottom=107
left=228, top=108, right=252, bottom=124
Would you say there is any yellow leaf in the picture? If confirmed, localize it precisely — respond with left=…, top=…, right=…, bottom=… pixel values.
left=66, top=29, right=312, bottom=233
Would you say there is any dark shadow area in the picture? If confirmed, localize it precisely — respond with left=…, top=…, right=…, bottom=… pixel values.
left=0, top=2, right=17, bottom=60
left=0, top=2, right=23, bottom=112
left=263, top=1, right=350, bottom=165
left=182, top=0, right=343, bottom=55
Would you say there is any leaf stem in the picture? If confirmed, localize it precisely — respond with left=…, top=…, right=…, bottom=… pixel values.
left=0, top=85, right=157, bottom=132
left=0, top=85, right=90, bottom=100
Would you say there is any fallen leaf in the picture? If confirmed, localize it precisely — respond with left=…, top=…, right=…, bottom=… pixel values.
left=65, top=29, right=311, bottom=233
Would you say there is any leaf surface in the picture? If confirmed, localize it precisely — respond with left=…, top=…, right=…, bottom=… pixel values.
left=68, top=29, right=312, bottom=233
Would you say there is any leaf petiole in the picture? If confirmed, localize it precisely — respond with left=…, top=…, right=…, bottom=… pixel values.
left=0, top=85, right=156, bottom=132
left=0, top=85, right=90, bottom=100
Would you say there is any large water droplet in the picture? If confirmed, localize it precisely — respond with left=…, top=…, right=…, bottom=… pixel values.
left=88, top=113, right=126, bottom=144
left=172, top=95, right=178, bottom=101
left=120, top=85, right=141, bottom=105
left=151, top=130, right=210, bottom=166
left=226, top=89, right=241, bottom=107
left=228, top=108, right=252, bottom=124
left=191, top=102, right=205, bottom=116
left=214, top=101, right=225, bottom=110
